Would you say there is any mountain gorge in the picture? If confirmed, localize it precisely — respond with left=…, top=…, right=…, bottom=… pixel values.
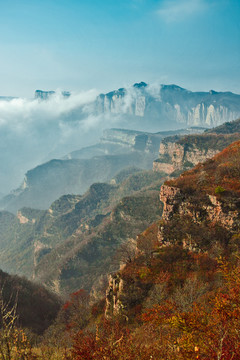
left=0, top=81, right=239, bottom=198
left=89, top=139, right=240, bottom=360
left=0, top=126, right=204, bottom=213
left=0, top=119, right=239, bottom=299
left=0, top=116, right=239, bottom=358
left=0, top=79, right=240, bottom=357
left=105, top=139, right=240, bottom=319
left=0, top=169, right=165, bottom=296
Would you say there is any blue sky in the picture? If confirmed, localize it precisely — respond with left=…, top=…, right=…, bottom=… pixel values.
left=0, top=0, right=239, bottom=97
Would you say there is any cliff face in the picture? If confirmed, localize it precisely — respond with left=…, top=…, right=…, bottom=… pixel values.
left=105, top=273, right=125, bottom=319
left=0, top=170, right=164, bottom=296
left=153, top=140, right=218, bottom=174
left=153, top=132, right=240, bottom=175
left=159, top=185, right=239, bottom=231
left=104, top=141, right=240, bottom=316
left=101, top=129, right=163, bottom=153
left=34, top=84, right=240, bottom=129
left=96, top=83, right=240, bottom=129
left=158, top=140, right=240, bottom=249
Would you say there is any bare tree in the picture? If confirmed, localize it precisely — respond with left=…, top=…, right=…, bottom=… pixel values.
left=113, top=239, right=137, bottom=268
left=0, top=285, right=33, bottom=360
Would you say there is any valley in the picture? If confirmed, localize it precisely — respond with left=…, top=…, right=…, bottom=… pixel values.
left=1, top=1, right=239, bottom=357
left=0, top=96, right=239, bottom=359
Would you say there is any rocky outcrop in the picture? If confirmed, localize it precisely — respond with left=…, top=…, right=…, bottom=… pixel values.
left=159, top=185, right=182, bottom=221
left=159, top=184, right=240, bottom=248
left=158, top=139, right=240, bottom=249
left=105, top=268, right=149, bottom=320
left=153, top=162, right=175, bottom=174
left=101, top=129, right=143, bottom=147
left=101, top=129, right=162, bottom=153
left=105, top=273, right=125, bottom=319
left=153, top=133, right=240, bottom=175
left=154, top=141, right=218, bottom=174
left=35, top=90, right=55, bottom=100
left=207, top=195, right=240, bottom=230
left=17, top=211, right=30, bottom=224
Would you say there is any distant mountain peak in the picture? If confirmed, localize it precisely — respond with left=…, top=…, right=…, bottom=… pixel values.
left=161, top=84, right=188, bottom=92
left=35, top=90, right=70, bottom=100
left=133, top=81, right=148, bottom=88
left=209, top=90, right=218, bottom=95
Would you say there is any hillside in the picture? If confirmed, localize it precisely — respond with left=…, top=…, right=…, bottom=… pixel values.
left=0, top=269, right=61, bottom=335
left=205, top=117, right=240, bottom=134
left=0, top=131, right=239, bottom=359
left=0, top=152, right=155, bottom=213
left=1, top=126, right=205, bottom=213
left=0, top=170, right=165, bottom=296
left=66, top=141, right=240, bottom=359
left=153, top=118, right=240, bottom=175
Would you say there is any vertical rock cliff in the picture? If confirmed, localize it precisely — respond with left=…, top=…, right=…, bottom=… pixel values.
left=96, top=83, right=240, bottom=129
left=153, top=133, right=240, bottom=175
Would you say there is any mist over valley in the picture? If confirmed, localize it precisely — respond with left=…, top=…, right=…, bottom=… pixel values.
left=0, top=0, right=240, bottom=357
left=1, top=82, right=239, bottom=200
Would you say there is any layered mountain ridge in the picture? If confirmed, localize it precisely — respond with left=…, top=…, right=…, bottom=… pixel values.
left=0, top=169, right=165, bottom=296
left=0, top=127, right=204, bottom=213
left=104, top=140, right=240, bottom=323
left=0, top=117, right=239, bottom=357
left=96, top=83, right=240, bottom=130
left=1, top=81, right=239, bottom=198
left=33, top=82, right=240, bottom=131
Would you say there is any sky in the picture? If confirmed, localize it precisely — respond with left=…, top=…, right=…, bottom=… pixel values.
left=0, top=0, right=239, bottom=97
left=0, top=0, right=239, bottom=194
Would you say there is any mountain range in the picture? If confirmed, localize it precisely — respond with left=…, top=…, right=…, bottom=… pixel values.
left=33, top=82, right=240, bottom=131
left=0, top=169, right=165, bottom=297
left=95, top=82, right=240, bottom=130
left=0, top=81, right=240, bottom=197
left=0, top=114, right=239, bottom=357
left=0, top=126, right=205, bottom=213
left=0, top=118, right=239, bottom=299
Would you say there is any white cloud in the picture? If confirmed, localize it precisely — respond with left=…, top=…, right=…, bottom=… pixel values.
left=0, top=90, right=108, bottom=192
left=0, top=82, right=163, bottom=194
left=157, top=0, right=208, bottom=23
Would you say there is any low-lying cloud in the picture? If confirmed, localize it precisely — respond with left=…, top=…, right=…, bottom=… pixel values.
left=0, top=82, right=163, bottom=195
left=0, top=90, right=107, bottom=193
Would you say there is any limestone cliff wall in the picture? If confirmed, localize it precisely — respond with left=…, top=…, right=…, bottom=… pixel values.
left=153, top=141, right=218, bottom=175
left=105, top=273, right=126, bottom=319
left=101, top=129, right=138, bottom=147
left=158, top=184, right=240, bottom=252
left=104, top=183, right=240, bottom=317
left=97, top=89, right=240, bottom=127
left=101, top=129, right=162, bottom=153
left=159, top=185, right=240, bottom=231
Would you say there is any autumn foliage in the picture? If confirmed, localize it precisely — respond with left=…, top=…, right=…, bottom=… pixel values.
left=66, top=255, right=240, bottom=359
left=2, top=140, right=239, bottom=359
left=166, top=140, right=240, bottom=196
